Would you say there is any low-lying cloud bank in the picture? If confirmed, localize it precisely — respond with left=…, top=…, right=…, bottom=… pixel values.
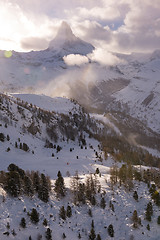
left=63, top=54, right=89, bottom=66
left=63, top=48, right=124, bottom=67
left=88, top=48, right=124, bottom=65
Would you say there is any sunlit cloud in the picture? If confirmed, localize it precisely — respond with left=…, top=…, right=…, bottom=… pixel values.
left=88, top=48, right=125, bottom=65
left=63, top=54, right=89, bottom=66
left=76, top=6, right=120, bottom=21
left=0, top=0, right=159, bottom=53
left=21, top=37, right=49, bottom=51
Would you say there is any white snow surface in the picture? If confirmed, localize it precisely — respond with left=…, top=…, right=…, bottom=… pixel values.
left=0, top=94, right=160, bottom=239
left=10, top=93, right=77, bottom=114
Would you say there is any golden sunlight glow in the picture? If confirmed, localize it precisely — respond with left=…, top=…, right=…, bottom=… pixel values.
left=4, top=50, right=12, bottom=58
left=0, top=2, right=50, bottom=51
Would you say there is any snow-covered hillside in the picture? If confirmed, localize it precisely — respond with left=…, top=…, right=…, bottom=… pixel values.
left=10, top=94, right=78, bottom=114
left=0, top=93, right=104, bottom=174
left=0, top=93, right=160, bottom=240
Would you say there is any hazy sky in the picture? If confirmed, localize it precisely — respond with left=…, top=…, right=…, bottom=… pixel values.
left=0, top=0, right=160, bottom=53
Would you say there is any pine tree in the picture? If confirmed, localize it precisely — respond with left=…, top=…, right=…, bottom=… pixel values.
left=96, top=234, right=101, bottom=240
left=133, top=191, right=138, bottom=201
left=77, top=183, right=86, bottom=204
left=132, top=210, right=139, bottom=228
left=0, top=133, right=5, bottom=142
left=145, top=202, right=153, bottom=221
left=7, top=135, right=10, bottom=141
left=23, top=143, right=29, bottom=152
left=89, top=226, right=96, bottom=240
left=100, top=197, right=106, bottom=209
left=147, top=224, right=150, bottom=230
left=91, top=195, right=96, bottom=206
left=70, top=171, right=80, bottom=203
left=11, top=229, right=16, bottom=236
left=30, top=208, right=39, bottom=224
left=118, top=164, right=127, bottom=183
left=45, top=228, right=52, bottom=240
left=110, top=165, right=118, bottom=186
left=59, top=206, right=66, bottom=220
left=111, top=203, right=114, bottom=212
left=43, top=218, right=48, bottom=227
left=29, top=236, right=32, bottom=240
left=33, top=171, right=40, bottom=192
left=5, top=171, right=21, bottom=197
left=91, top=220, right=94, bottom=228
left=62, top=233, right=66, bottom=238
left=108, top=224, right=114, bottom=237
left=15, top=141, right=18, bottom=148
left=54, top=171, right=65, bottom=197
left=95, top=168, right=100, bottom=174
left=20, top=217, right=26, bottom=228
left=24, top=175, right=34, bottom=196
left=88, top=209, right=92, bottom=217
left=20, top=142, right=22, bottom=149
left=6, top=147, right=10, bottom=152
left=66, top=205, right=72, bottom=218
left=6, top=222, right=10, bottom=229
left=157, top=216, right=160, bottom=224
left=38, top=173, right=49, bottom=202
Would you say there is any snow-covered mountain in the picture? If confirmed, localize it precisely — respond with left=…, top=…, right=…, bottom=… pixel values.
left=48, top=21, right=94, bottom=55
left=1, top=20, right=160, bottom=240
left=1, top=41, right=160, bottom=146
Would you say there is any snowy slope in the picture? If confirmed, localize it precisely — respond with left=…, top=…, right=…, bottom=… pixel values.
left=0, top=93, right=160, bottom=240
left=10, top=94, right=78, bottom=114
left=0, top=93, right=103, bottom=176
left=113, top=54, right=160, bottom=134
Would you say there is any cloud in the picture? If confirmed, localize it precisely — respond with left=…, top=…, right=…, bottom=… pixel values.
left=0, top=0, right=160, bottom=53
left=69, top=5, right=120, bottom=21
left=36, top=64, right=98, bottom=101
left=75, top=21, right=112, bottom=42
left=113, top=0, right=160, bottom=52
left=88, top=48, right=124, bottom=65
left=21, top=37, right=49, bottom=51
left=63, top=54, right=89, bottom=66
left=0, top=1, right=59, bottom=51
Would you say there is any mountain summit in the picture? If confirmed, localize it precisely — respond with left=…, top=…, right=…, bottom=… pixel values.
left=49, top=21, right=77, bottom=48
left=48, top=21, right=94, bottom=55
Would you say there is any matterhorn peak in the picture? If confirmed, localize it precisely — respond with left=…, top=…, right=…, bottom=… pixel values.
left=56, top=21, right=75, bottom=40
left=48, top=21, right=94, bottom=55
left=49, top=21, right=77, bottom=49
